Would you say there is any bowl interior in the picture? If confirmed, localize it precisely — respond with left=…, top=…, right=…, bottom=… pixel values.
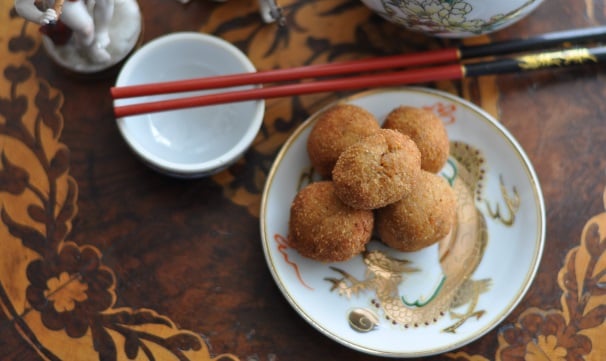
left=115, top=32, right=263, bottom=174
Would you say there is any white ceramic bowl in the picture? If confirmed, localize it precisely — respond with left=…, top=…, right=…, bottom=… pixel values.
left=360, top=0, right=544, bottom=38
left=114, top=32, right=264, bottom=178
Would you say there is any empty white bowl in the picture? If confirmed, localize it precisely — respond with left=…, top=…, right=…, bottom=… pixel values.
left=114, top=32, right=264, bottom=178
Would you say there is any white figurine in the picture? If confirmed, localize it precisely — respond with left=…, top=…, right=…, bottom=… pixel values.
left=15, top=0, right=141, bottom=73
left=174, top=0, right=285, bottom=25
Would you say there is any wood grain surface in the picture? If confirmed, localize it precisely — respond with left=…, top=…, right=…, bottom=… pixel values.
left=1, top=0, right=606, bottom=360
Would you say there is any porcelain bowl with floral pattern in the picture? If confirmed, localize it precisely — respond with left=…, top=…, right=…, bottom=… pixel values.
left=360, top=0, right=544, bottom=38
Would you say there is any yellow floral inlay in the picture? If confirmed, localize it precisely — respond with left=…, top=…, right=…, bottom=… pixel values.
left=44, top=272, right=88, bottom=312
left=525, top=335, right=567, bottom=361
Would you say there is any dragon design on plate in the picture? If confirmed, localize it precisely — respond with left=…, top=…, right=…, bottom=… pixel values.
left=326, top=144, right=493, bottom=333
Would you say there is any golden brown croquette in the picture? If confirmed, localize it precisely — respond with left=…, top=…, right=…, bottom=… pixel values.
left=383, top=106, right=449, bottom=173
left=376, top=170, right=456, bottom=252
left=288, top=181, right=374, bottom=262
left=307, top=104, right=380, bottom=178
left=332, top=129, right=421, bottom=210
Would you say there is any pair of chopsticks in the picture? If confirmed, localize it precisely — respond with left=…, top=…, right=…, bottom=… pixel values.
left=112, top=26, right=606, bottom=118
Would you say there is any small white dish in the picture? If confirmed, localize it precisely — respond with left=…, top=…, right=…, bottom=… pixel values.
left=260, top=87, right=545, bottom=357
left=114, top=32, right=264, bottom=178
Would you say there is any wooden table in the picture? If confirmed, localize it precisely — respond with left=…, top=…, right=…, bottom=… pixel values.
left=2, top=0, right=606, bottom=360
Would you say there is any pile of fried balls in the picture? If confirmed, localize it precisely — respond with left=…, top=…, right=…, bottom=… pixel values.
left=287, top=103, right=457, bottom=262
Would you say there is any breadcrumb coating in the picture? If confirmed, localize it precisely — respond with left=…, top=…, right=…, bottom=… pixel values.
left=307, top=104, right=380, bottom=178
left=376, top=170, right=456, bottom=252
left=332, top=129, right=421, bottom=210
left=288, top=181, right=374, bottom=262
left=383, top=106, right=449, bottom=173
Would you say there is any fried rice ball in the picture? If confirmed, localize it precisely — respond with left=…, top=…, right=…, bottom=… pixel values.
left=383, top=106, right=449, bottom=173
left=288, top=181, right=374, bottom=262
left=376, top=170, right=457, bottom=252
left=307, top=104, right=380, bottom=178
left=332, top=129, right=421, bottom=210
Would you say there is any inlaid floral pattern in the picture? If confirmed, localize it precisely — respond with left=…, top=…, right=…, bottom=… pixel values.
left=26, top=243, right=115, bottom=338
left=0, top=5, right=237, bottom=360
left=494, top=207, right=606, bottom=361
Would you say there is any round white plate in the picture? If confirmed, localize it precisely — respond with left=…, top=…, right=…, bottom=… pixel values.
left=260, top=87, right=545, bottom=357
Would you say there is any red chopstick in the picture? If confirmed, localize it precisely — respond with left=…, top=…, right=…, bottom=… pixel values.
left=111, top=49, right=459, bottom=99
left=114, top=64, right=464, bottom=117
